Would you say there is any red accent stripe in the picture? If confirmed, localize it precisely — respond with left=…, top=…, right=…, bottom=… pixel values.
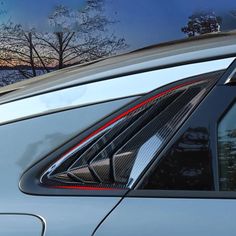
left=54, top=185, right=116, bottom=191
left=53, top=80, right=197, bottom=190
left=65, top=80, right=195, bottom=156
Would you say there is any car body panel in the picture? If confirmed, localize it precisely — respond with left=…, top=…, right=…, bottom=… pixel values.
left=94, top=198, right=236, bottom=236
left=0, top=97, right=135, bottom=168
left=0, top=214, right=44, bottom=236
left=0, top=196, right=120, bottom=236
left=0, top=111, right=122, bottom=234
left=0, top=98, right=134, bottom=235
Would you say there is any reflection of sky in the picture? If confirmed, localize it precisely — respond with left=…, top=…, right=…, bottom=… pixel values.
left=1, top=0, right=236, bottom=49
left=0, top=0, right=85, bottom=31
left=0, top=57, right=233, bottom=125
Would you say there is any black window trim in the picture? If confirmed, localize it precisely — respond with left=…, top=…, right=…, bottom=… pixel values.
left=129, top=80, right=236, bottom=199
left=127, top=189, right=236, bottom=199
left=219, top=58, right=236, bottom=85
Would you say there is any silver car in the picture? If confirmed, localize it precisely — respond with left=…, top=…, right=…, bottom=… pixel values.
left=1, top=35, right=236, bottom=236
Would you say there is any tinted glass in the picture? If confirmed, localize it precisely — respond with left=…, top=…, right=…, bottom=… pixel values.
left=141, top=127, right=213, bottom=190
left=36, top=77, right=214, bottom=192
left=218, top=102, right=236, bottom=191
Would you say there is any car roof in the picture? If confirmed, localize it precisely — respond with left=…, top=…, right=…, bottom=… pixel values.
left=0, top=32, right=236, bottom=103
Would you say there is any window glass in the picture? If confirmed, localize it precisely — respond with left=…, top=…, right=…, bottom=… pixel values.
left=141, top=127, right=213, bottom=190
left=218, top=102, right=236, bottom=191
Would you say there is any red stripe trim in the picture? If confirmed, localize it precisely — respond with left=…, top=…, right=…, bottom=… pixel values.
left=53, top=185, right=116, bottom=191
left=52, top=80, right=197, bottom=190
left=65, top=80, right=195, bottom=155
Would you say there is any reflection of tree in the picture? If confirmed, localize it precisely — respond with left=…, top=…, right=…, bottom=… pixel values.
left=218, top=129, right=236, bottom=190
left=181, top=11, right=222, bottom=37
left=0, top=0, right=126, bottom=82
left=0, top=70, right=29, bottom=87
left=35, top=2, right=126, bottom=69
left=144, top=127, right=212, bottom=190
left=0, top=23, right=50, bottom=78
left=176, top=127, right=208, bottom=152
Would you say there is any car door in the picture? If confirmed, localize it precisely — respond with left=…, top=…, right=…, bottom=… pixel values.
left=94, top=60, right=236, bottom=236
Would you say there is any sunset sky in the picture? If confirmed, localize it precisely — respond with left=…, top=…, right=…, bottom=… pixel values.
left=1, top=0, right=236, bottom=86
left=1, top=0, right=236, bottom=50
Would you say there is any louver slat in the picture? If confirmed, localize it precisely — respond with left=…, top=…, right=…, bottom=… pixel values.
left=42, top=79, right=214, bottom=190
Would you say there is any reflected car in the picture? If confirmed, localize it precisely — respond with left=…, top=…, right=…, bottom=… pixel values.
left=1, top=35, right=236, bottom=236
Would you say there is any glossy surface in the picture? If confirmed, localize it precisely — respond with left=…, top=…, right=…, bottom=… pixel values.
left=0, top=58, right=233, bottom=125
left=0, top=214, right=43, bottom=236
left=137, top=81, right=235, bottom=192
left=20, top=78, right=212, bottom=194
left=218, top=102, right=236, bottom=190
left=0, top=98, right=134, bottom=235
left=1, top=35, right=236, bottom=100
left=142, top=126, right=213, bottom=190
left=116, top=83, right=209, bottom=188
left=94, top=198, right=236, bottom=236
left=0, top=102, right=124, bottom=235
left=0, top=196, right=120, bottom=236
left=224, top=67, right=236, bottom=84
left=42, top=82, right=187, bottom=189
left=0, top=38, right=236, bottom=236
left=0, top=98, right=134, bottom=170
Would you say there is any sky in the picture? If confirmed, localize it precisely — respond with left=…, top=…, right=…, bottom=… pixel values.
left=1, top=0, right=236, bottom=50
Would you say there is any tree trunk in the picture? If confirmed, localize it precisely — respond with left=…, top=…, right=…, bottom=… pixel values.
left=28, top=32, right=36, bottom=77
left=57, top=32, right=64, bottom=69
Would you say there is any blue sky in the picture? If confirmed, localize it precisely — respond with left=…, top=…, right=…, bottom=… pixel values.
left=1, top=0, right=236, bottom=50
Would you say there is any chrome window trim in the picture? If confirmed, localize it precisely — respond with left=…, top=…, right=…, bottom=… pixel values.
left=0, top=57, right=234, bottom=125
left=2, top=36, right=236, bottom=100
left=224, top=67, right=236, bottom=84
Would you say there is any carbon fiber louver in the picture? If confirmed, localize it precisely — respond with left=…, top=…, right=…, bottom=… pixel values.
left=41, top=78, right=214, bottom=190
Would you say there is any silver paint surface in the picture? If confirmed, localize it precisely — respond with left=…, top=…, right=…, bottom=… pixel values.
left=0, top=58, right=234, bottom=125
left=0, top=214, right=43, bottom=236
left=0, top=99, right=134, bottom=235
left=95, top=198, right=236, bottom=236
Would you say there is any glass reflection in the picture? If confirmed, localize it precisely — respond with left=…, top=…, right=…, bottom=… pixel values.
left=218, top=102, right=236, bottom=191
left=142, top=127, right=213, bottom=190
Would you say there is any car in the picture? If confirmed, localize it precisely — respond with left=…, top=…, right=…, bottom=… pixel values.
left=0, top=34, right=236, bottom=236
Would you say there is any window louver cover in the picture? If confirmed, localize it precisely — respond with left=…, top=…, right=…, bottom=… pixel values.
left=40, top=78, right=214, bottom=191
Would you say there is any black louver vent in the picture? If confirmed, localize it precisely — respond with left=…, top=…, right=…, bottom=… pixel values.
left=41, top=78, right=215, bottom=190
